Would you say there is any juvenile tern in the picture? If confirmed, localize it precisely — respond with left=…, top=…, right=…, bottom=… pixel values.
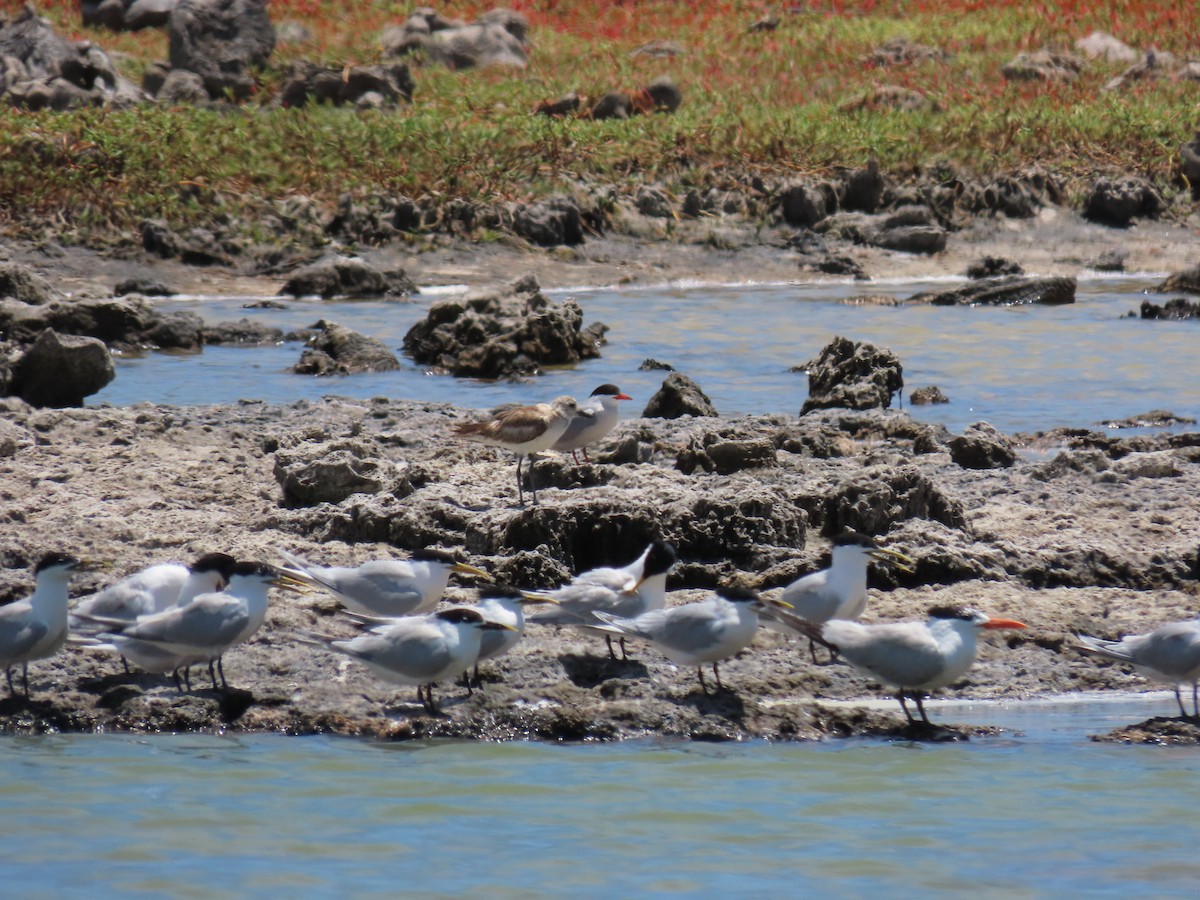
left=0, top=552, right=81, bottom=697
left=452, top=395, right=589, bottom=505
left=1078, top=618, right=1200, bottom=718
left=552, top=384, right=632, bottom=463
left=70, top=552, right=237, bottom=628
left=277, top=547, right=490, bottom=618
left=770, top=532, right=914, bottom=661
left=301, top=607, right=514, bottom=713
left=764, top=604, right=1027, bottom=724
left=86, top=561, right=299, bottom=690
left=591, top=585, right=792, bottom=692
left=528, top=540, right=677, bottom=659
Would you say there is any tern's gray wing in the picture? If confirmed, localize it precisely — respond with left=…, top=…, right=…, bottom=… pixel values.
left=825, top=621, right=946, bottom=687
left=0, top=603, right=47, bottom=661
left=316, top=565, right=425, bottom=616
left=641, top=606, right=726, bottom=655
left=73, top=565, right=188, bottom=621
left=1120, top=622, right=1200, bottom=678
left=781, top=571, right=841, bottom=624
left=338, top=625, right=454, bottom=680
left=118, top=595, right=248, bottom=651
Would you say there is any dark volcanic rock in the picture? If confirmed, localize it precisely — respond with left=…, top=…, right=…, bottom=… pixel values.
left=1082, top=175, right=1163, bottom=227
left=0, top=294, right=188, bottom=351
left=8, top=329, right=114, bottom=407
left=0, top=5, right=140, bottom=109
left=383, top=7, right=528, bottom=70
left=114, top=277, right=176, bottom=297
left=278, top=61, right=413, bottom=108
left=0, top=263, right=62, bottom=305
left=167, top=0, right=275, bottom=100
left=1139, top=297, right=1200, bottom=320
left=822, top=465, right=967, bottom=535
left=203, top=318, right=285, bottom=345
left=948, top=422, right=1017, bottom=469
left=1153, top=264, right=1200, bottom=296
left=402, top=276, right=603, bottom=378
left=909, top=386, right=949, bottom=405
left=293, top=320, right=400, bottom=375
left=800, top=336, right=903, bottom=414
left=273, top=436, right=396, bottom=506
left=1001, top=48, right=1084, bottom=82
left=965, top=257, right=1023, bottom=279
left=643, top=373, right=718, bottom=418
left=909, top=276, right=1075, bottom=306
left=1100, top=410, right=1197, bottom=429
left=870, top=223, right=947, bottom=255
left=499, top=488, right=807, bottom=575
left=279, top=258, right=416, bottom=299
left=513, top=196, right=584, bottom=247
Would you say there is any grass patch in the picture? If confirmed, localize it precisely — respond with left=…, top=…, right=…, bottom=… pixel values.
left=2, top=1, right=1197, bottom=239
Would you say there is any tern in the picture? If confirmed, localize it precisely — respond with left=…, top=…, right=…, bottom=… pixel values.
left=452, top=395, right=589, bottom=505
left=1078, top=619, right=1200, bottom=719
left=770, top=532, right=914, bottom=662
left=528, top=540, right=678, bottom=659
left=70, top=552, right=238, bottom=629
left=301, top=607, right=514, bottom=713
left=764, top=604, right=1027, bottom=724
left=468, top=585, right=557, bottom=685
left=0, top=552, right=81, bottom=697
left=552, top=384, right=632, bottom=463
left=277, top=547, right=490, bottom=618
left=591, top=585, right=792, bottom=693
left=85, top=561, right=300, bottom=690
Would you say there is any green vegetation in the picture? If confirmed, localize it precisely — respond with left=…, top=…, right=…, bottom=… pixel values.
left=1, top=1, right=1197, bottom=241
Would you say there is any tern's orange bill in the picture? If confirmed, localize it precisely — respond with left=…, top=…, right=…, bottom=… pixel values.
left=983, top=617, right=1027, bottom=630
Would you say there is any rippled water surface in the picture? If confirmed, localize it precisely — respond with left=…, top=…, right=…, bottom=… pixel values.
left=3, top=697, right=1199, bottom=896
left=92, top=277, right=1200, bottom=434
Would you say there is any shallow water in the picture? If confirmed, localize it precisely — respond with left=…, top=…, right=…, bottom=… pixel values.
left=3, top=696, right=1198, bottom=896
left=91, top=276, right=1199, bottom=435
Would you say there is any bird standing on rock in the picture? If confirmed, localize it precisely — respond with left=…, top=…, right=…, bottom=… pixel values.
left=552, top=383, right=632, bottom=464
left=1077, top=618, right=1200, bottom=719
left=70, top=552, right=238, bottom=629
left=301, top=607, right=515, bottom=713
left=762, top=604, right=1027, bottom=725
left=278, top=547, right=490, bottom=618
left=591, top=585, right=793, bottom=693
left=527, top=540, right=677, bottom=660
left=0, top=552, right=81, bottom=698
left=769, top=532, right=914, bottom=662
left=81, top=561, right=302, bottom=691
left=451, top=395, right=589, bottom=505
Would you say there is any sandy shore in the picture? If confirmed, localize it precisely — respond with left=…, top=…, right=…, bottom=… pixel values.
left=2, top=212, right=1199, bottom=743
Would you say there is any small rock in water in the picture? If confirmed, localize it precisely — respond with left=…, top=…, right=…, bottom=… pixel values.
left=909, top=386, right=950, bottom=405
left=1100, top=410, right=1196, bottom=429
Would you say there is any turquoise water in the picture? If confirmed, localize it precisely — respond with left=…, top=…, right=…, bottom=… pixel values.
left=91, top=277, right=1200, bottom=435
left=4, top=698, right=1199, bottom=897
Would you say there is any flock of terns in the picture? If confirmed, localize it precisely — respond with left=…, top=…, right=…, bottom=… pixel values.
left=3, top=530, right=1199, bottom=726
left=3, top=383, right=1198, bottom=728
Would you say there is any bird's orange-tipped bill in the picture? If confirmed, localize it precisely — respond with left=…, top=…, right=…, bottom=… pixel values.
left=870, top=547, right=916, bottom=573
left=763, top=596, right=794, bottom=610
left=615, top=393, right=633, bottom=401
left=982, top=617, right=1027, bottom=630
left=453, top=562, right=494, bottom=581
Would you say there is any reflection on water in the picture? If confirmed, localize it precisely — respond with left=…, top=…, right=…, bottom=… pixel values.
left=92, top=278, right=1200, bottom=435
left=3, top=697, right=1200, bottom=896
